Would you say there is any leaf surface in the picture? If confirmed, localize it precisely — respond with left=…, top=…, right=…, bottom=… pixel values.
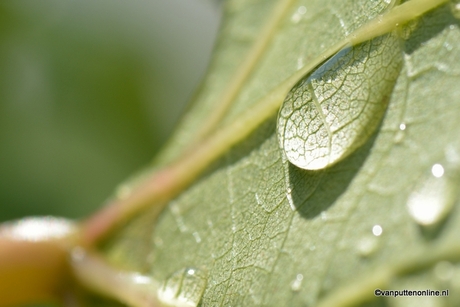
left=99, top=1, right=460, bottom=306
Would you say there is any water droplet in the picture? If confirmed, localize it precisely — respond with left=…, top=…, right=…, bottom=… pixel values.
left=297, top=57, right=304, bottom=70
left=445, top=144, right=460, bottom=166
left=450, top=0, right=460, bottom=19
left=116, top=185, right=132, bottom=200
left=192, top=231, right=202, bottom=244
left=158, top=267, right=207, bottom=307
left=394, top=123, right=407, bottom=143
left=432, top=163, right=445, bottom=178
left=372, top=225, right=383, bottom=236
left=320, top=211, right=327, bottom=221
left=277, top=33, right=402, bottom=170
left=291, top=6, right=307, bottom=23
left=356, top=235, right=379, bottom=257
left=434, top=261, right=454, bottom=281
left=407, top=163, right=456, bottom=227
left=290, top=274, right=304, bottom=292
left=444, top=42, right=453, bottom=51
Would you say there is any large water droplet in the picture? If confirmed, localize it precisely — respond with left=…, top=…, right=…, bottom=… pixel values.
left=407, top=163, right=457, bottom=227
left=277, top=33, right=402, bottom=170
left=451, top=0, right=460, bottom=19
left=158, top=267, right=208, bottom=307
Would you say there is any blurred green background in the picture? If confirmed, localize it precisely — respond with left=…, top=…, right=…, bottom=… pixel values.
left=0, top=0, right=221, bottom=222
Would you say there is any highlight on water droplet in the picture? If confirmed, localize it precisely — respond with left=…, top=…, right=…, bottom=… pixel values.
left=432, top=163, right=444, bottom=178
left=406, top=163, right=457, bottom=227
left=399, top=123, right=406, bottom=131
left=290, top=274, right=304, bottom=292
left=277, top=33, right=402, bottom=170
left=372, top=225, right=383, bottom=237
left=158, top=267, right=208, bottom=307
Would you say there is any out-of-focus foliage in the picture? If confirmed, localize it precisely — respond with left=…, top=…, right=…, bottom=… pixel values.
left=0, top=0, right=221, bottom=221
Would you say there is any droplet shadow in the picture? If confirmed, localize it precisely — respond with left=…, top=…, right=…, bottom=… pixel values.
left=286, top=126, right=379, bottom=219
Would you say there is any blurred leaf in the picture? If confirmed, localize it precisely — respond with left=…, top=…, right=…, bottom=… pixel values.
left=0, top=0, right=219, bottom=221
left=99, top=0, right=460, bottom=306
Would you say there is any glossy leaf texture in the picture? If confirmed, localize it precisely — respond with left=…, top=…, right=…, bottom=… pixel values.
left=95, top=1, right=460, bottom=307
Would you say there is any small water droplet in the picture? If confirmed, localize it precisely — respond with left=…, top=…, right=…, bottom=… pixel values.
left=394, top=123, right=407, bottom=143
left=278, top=33, right=402, bottom=170
left=434, top=261, right=454, bottom=282
left=445, top=144, right=460, bottom=166
left=116, top=185, right=132, bottom=200
left=290, top=274, right=304, bottom=292
left=192, top=232, right=202, bottom=244
left=444, top=42, right=453, bottom=51
left=158, top=267, right=208, bottom=307
left=291, top=6, right=307, bottom=23
left=321, top=211, right=327, bottom=221
left=450, top=0, right=460, bottom=19
left=356, top=235, right=379, bottom=257
left=297, top=57, right=304, bottom=70
left=407, top=163, right=456, bottom=227
left=372, top=225, right=383, bottom=237
left=432, top=163, right=445, bottom=178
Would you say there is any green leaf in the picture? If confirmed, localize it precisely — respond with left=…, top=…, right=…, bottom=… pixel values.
left=97, top=0, right=460, bottom=306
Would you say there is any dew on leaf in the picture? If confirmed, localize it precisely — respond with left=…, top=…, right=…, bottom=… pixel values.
left=192, top=231, right=202, bottom=243
left=290, top=273, right=304, bottom=292
left=395, top=122, right=407, bottom=143
left=356, top=235, right=380, bottom=257
left=450, top=0, right=460, bottom=19
left=116, top=184, right=132, bottom=200
left=406, top=163, right=457, bottom=227
left=158, top=267, right=208, bottom=307
left=372, top=224, right=383, bottom=236
left=320, top=211, right=327, bottom=221
left=291, top=6, right=307, bottom=24
left=277, top=33, right=402, bottom=170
